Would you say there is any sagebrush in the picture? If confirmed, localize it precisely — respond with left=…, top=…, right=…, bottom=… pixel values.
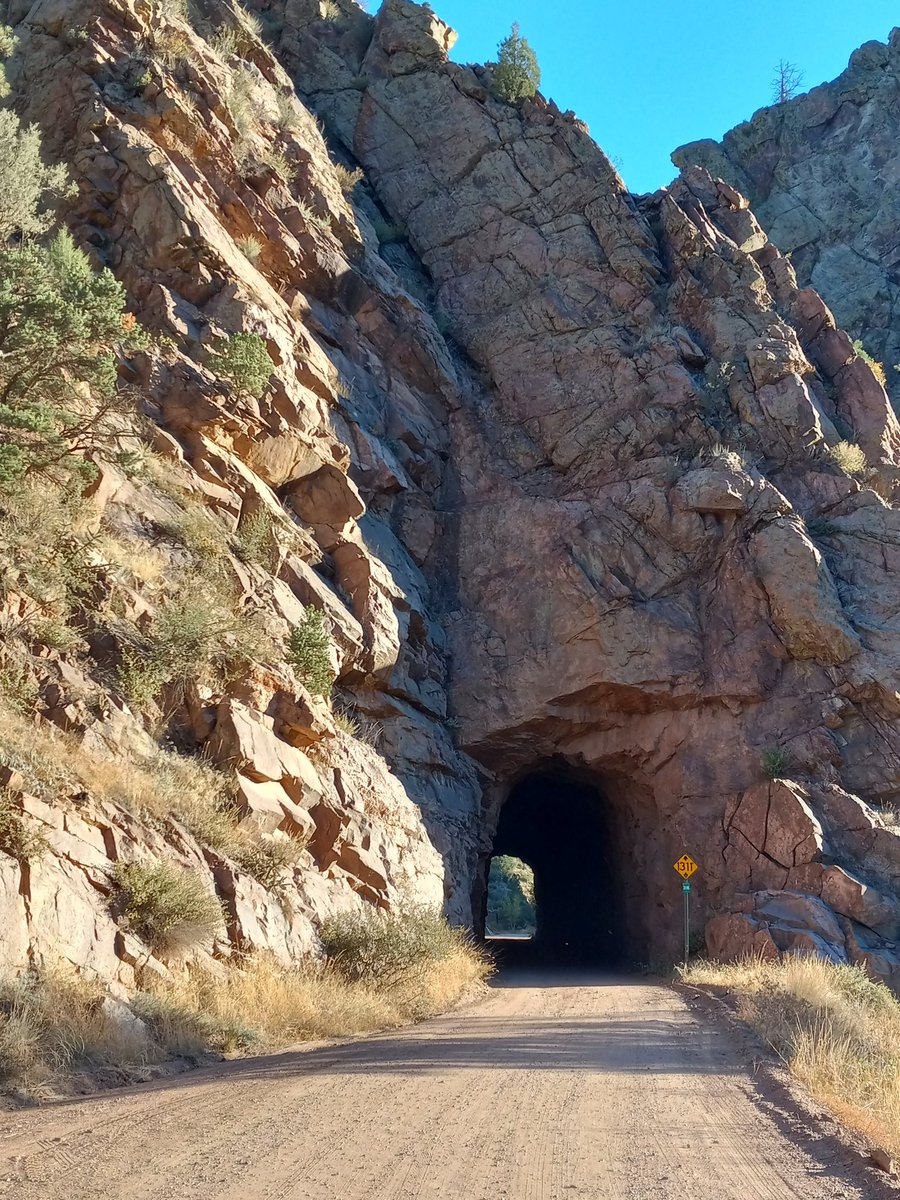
left=110, top=861, right=222, bottom=953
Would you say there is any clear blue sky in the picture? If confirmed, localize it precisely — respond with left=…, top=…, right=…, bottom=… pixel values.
left=432, top=0, right=898, bottom=193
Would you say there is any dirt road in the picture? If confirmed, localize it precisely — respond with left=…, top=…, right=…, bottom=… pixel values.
left=0, top=973, right=890, bottom=1199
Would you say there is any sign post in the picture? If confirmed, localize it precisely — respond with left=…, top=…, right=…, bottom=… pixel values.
left=673, top=854, right=698, bottom=965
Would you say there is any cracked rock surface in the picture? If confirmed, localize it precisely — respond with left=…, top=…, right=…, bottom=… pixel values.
left=3, top=0, right=900, bottom=982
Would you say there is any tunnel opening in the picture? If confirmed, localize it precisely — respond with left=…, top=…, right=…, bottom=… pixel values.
left=485, top=855, right=536, bottom=939
left=486, top=766, right=626, bottom=967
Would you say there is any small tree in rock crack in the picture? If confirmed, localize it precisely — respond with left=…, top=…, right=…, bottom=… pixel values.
left=771, top=60, right=803, bottom=105
left=286, top=607, right=336, bottom=696
left=491, top=23, right=541, bottom=104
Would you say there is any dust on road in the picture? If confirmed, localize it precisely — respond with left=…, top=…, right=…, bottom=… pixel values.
left=0, top=973, right=890, bottom=1199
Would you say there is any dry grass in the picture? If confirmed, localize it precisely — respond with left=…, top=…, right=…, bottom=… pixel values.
left=829, top=440, right=868, bottom=477
left=96, top=533, right=166, bottom=585
left=1, top=941, right=491, bottom=1101
left=0, top=702, right=238, bottom=850
left=680, top=955, right=900, bottom=1157
left=0, top=970, right=153, bottom=1101
left=333, top=163, right=363, bottom=195
left=0, top=704, right=307, bottom=897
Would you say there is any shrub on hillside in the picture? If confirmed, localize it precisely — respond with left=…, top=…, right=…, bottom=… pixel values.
left=0, top=794, right=47, bottom=862
left=828, top=439, right=867, bottom=478
left=852, top=338, right=888, bottom=388
left=206, top=332, right=273, bottom=398
left=0, top=483, right=97, bottom=634
left=320, top=905, right=460, bottom=989
left=761, top=746, right=792, bottom=779
left=110, top=861, right=222, bottom=953
left=0, top=110, right=70, bottom=242
left=120, top=594, right=272, bottom=707
left=334, top=163, right=363, bottom=195
left=0, top=23, right=17, bottom=100
left=232, top=509, right=281, bottom=571
left=0, top=230, right=144, bottom=488
left=491, top=23, right=541, bottom=104
left=234, top=835, right=303, bottom=894
left=286, top=607, right=336, bottom=696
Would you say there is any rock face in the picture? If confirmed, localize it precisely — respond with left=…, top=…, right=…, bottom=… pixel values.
left=3, top=0, right=900, bottom=985
left=674, top=29, right=900, bottom=403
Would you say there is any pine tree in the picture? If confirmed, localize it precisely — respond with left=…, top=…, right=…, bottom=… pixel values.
left=0, top=231, right=143, bottom=485
left=286, top=607, right=336, bottom=696
left=492, top=23, right=541, bottom=104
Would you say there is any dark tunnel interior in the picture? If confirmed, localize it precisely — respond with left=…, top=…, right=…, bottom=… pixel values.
left=487, top=768, right=625, bottom=967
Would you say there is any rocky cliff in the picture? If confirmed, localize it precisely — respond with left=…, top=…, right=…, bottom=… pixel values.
left=3, top=0, right=900, bottom=989
left=674, top=29, right=900, bottom=405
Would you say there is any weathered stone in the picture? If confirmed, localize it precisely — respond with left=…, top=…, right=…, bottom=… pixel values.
left=6, top=0, right=900, bottom=996
left=674, top=28, right=900, bottom=433
left=705, top=913, right=778, bottom=963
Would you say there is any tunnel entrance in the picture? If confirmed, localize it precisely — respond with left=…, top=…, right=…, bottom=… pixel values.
left=486, top=767, right=625, bottom=967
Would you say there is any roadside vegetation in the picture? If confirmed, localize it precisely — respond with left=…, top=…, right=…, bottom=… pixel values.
left=680, top=955, right=900, bottom=1158
left=0, top=909, right=491, bottom=1102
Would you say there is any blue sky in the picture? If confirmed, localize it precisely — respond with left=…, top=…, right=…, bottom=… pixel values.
left=432, top=0, right=898, bottom=193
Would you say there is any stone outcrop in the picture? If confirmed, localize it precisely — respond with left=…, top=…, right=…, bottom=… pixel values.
left=3, top=0, right=900, bottom=987
left=674, top=28, right=900, bottom=403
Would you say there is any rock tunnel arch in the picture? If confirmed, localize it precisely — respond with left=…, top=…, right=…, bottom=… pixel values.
left=478, top=760, right=636, bottom=966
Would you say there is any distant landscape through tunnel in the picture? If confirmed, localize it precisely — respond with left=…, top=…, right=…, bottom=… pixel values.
left=486, top=766, right=625, bottom=967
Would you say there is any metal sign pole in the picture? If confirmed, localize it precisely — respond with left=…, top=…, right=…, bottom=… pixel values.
left=683, top=880, right=690, bottom=965
left=673, top=854, right=698, bottom=966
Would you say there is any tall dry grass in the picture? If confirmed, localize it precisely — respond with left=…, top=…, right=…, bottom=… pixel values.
left=1, top=942, right=492, bottom=1102
left=0, top=701, right=244, bottom=851
left=680, top=955, right=900, bottom=1157
left=0, top=971, right=155, bottom=1101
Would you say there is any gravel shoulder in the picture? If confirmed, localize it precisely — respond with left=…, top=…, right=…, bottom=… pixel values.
left=0, top=971, right=895, bottom=1200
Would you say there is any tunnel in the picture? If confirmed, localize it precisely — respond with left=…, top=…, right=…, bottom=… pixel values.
left=486, top=765, right=626, bottom=967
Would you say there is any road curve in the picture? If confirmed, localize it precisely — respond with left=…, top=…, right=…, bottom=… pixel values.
left=0, top=973, right=888, bottom=1200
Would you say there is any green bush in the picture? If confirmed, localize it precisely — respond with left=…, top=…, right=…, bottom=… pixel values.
left=110, top=861, right=222, bottom=953
left=0, top=111, right=69, bottom=241
left=0, top=230, right=144, bottom=488
left=120, top=595, right=270, bottom=707
left=320, top=905, right=460, bottom=989
left=761, top=747, right=792, bottom=779
left=491, top=23, right=541, bottom=104
left=232, top=510, right=280, bottom=572
left=206, top=332, right=273, bottom=398
left=286, top=607, right=335, bottom=696
left=0, top=795, right=47, bottom=861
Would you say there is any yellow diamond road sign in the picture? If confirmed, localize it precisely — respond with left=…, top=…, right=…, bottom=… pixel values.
left=674, top=854, right=698, bottom=880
